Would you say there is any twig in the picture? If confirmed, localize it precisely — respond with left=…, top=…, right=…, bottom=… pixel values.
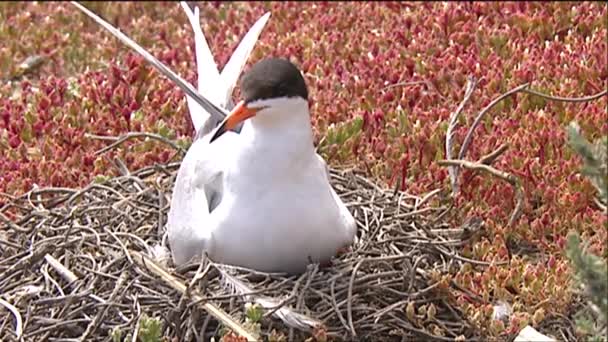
left=459, top=83, right=530, bottom=160
left=44, top=254, right=78, bottom=284
left=381, top=80, right=430, bottom=91
left=446, top=76, right=478, bottom=195
left=478, top=143, right=509, bottom=165
left=594, top=197, right=607, bottom=212
left=347, top=260, right=364, bottom=337
left=0, top=297, right=22, bottom=339
left=446, top=83, right=606, bottom=227
left=0, top=211, right=30, bottom=233
left=174, top=253, right=211, bottom=321
left=523, top=88, right=607, bottom=103
left=128, top=250, right=259, bottom=341
left=79, top=273, right=126, bottom=340
left=84, top=132, right=186, bottom=156
left=458, top=85, right=607, bottom=162
left=437, top=159, right=524, bottom=226
left=113, top=157, right=132, bottom=177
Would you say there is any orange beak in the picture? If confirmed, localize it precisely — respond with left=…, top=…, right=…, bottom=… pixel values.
left=209, top=100, right=261, bottom=143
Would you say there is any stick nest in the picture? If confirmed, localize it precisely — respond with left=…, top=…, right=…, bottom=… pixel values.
left=1, top=161, right=485, bottom=341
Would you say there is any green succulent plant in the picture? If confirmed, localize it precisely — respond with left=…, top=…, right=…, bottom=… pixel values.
left=565, top=121, right=607, bottom=341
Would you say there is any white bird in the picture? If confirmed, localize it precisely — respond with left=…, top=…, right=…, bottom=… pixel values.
left=71, top=1, right=357, bottom=274
left=169, top=56, right=358, bottom=274
left=167, top=5, right=357, bottom=274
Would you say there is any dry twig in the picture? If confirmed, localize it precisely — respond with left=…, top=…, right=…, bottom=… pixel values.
left=437, top=159, right=524, bottom=226
left=446, top=76, right=478, bottom=195
left=443, top=81, right=605, bottom=227
left=130, top=250, right=259, bottom=341
left=458, top=83, right=530, bottom=160
left=0, top=297, right=22, bottom=339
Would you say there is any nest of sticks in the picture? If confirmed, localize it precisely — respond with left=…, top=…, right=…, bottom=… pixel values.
left=1, top=155, right=487, bottom=342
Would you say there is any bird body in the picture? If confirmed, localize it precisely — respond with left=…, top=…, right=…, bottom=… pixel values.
left=71, top=1, right=357, bottom=274
left=169, top=63, right=357, bottom=273
left=186, top=96, right=354, bottom=273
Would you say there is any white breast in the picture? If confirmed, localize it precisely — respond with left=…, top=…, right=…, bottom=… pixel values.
left=169, top=97, right=357, bottom=273
left=210, top=152, right=355, bottom=273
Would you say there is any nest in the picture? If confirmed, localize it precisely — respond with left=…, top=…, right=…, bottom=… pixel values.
left=0, top=160, right=485, bottom=341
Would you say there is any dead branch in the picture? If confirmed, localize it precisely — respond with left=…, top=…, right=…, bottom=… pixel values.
left=444, top=82, right=606, bottom=226
left=381, top=80, right=431, bottom=91
left=446, top=76, right=478, bottom=196
left=44, top=254, right=78, bottom=284
left=0, top=297, right=22, bottom=339
left=437, top=159, right=524, bottom=226
left=79, top=273, right=127, bottom=341
left=129, top=250, right=259, bottom=341
left=458, top=83, right=530, bottom=160
left=478, top=143, right=509, bottom=165
left=523, top=88, right=607, bottom=103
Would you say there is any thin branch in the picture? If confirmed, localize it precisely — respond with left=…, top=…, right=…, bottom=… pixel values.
left=523, top=88, right=607, bottom=103
left=79, top=273, right=126, bottom=341
left=84, top=132, right=186, bottom=156
left=0, top=297, right=22, bottom=339
left=44, top=254, right=78, bottom=284
left=458, top=83, right=530, bottom=160
left=440, top=159, right=516, bottom=184
left=347, top=260, right=363, bottom=337
left=594, top=197, right=607, bottom=212
left=381, top=80, right=430, bottom=91
left=0, top=212, right=30, bottom=233
left=128, top=250, right=259, bottom=341
left=446, top=76, right=478, bottom=195
left=458, top=84, right=607, bottom=161
left=478, top=143, right=509, bottom=165
left=437, top=159, right=524, bottom=226
left=113, top=157, right=131, bottom=177
left=43, top=254, right=106, bottom=304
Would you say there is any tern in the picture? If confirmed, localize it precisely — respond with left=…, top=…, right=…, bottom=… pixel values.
left=169, top=56, right=358, bottom=274
left=71, top=2, right=357, bottom=274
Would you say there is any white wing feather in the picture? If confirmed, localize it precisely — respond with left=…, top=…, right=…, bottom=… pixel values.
left=180, top=2, right=270, bottom=134
left=70, top=1, right=228, bottom=126
left=219, top=12, right=271, bottom=107
left=316, top=154, right=357, bottom=242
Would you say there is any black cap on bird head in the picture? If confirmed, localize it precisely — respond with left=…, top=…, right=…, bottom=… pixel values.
left=210, top=57, right=308, bottom=142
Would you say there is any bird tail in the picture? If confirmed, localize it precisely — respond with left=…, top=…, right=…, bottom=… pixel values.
left=180, top=2, right=270, bottom=135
